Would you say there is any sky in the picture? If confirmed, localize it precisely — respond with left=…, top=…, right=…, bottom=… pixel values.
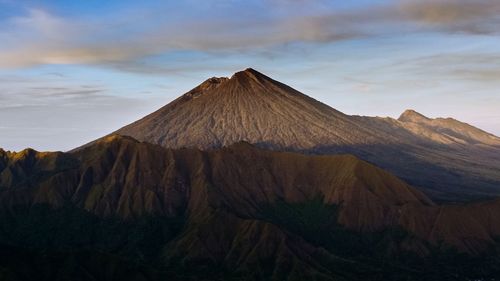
left=0, top=0, right=499, bottom=151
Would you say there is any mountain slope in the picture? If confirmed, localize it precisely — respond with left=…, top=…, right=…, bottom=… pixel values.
left=111, top=68, right=500, bottom=201
left=116, top=69, right=384, bottom=149
left=398, top=109, right=500, bottom=146
left=1, top=135, right=431, bottom=229
left=3, top=137, right=500, bottom=280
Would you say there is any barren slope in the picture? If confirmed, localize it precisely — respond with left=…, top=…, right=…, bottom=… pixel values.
left=116, top=69, right=386, bottom=149
left=112, top=68, right=500, bottom=201
left=2, top=136, right=500, bottom=255
left=3, top=136, right=500, bottom=279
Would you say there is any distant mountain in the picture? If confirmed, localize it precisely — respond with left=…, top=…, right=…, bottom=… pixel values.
left=3, top=68, right=500, bottom=280
left=111, top=68, right=500, bottom=201
left=398, top=109, right=500, bottom=146
left=2, top=136, right=500, bottom=280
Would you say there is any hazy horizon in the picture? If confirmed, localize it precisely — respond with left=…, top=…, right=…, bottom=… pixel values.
left=1, top=0, right=499, bottom=151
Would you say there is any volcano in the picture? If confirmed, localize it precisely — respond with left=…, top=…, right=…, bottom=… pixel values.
left=3, top=69, right=500, bottom=280
left=113, top=68, right=500, bottom=201
left=116, top=68, right=378, bottom=149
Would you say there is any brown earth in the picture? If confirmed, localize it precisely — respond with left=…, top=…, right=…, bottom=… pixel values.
left=106, top=68, right=500, bottom=201
left=2, top=135, right=500, bottom=258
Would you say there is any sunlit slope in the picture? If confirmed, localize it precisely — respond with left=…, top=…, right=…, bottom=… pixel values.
left=109, top=68, right=500, bottom=201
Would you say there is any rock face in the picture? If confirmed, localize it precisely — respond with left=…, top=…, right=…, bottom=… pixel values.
left=2, top=135, right=500, bottom=281
left=1, top=135, right=432, bottom=229
left=398, top=109, right=500, bottom=146
left=3, top=69, right=500, bottom=280
left=116, top=69, right=375, bottom=149
left=112, top=68, right=500, bottom=201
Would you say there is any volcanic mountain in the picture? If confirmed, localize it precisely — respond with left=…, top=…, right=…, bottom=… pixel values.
left=2, top=136, right=500, bottom=280
left=113, top=68, right=500, bottom=201
left=3, top=68, right=500, bottom=280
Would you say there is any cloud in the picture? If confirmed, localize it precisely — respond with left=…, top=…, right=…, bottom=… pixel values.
left=0, top=72, right=160, bottom=151
left=0, top=1, right=499, bottom=69
left=400, top=0, right=500, bottom=23
left=0, top=73, right=115, bottom=108
left=374, top=51, right=500, bottom=77
left=399, top=0, right=500, bottom=34
left=0, top=7, right=363, bottom=68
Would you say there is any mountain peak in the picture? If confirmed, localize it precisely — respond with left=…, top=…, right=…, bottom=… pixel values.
left=232, top=67, right=259, bottom=77
left=230, top=68, right=272, bottom=84
left=398, top=109, right=430, bottom=123
left=198, top=76, right=229, bottom=90
left=113, top=67, right=354, bottom=151
left=91, top=69, right=500, bottom=202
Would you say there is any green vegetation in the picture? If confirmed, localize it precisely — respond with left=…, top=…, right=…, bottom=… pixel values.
left=0, top=204, right=184, bottom=265
left=1, top=202, right=500, bottom=280
left=261, top=197, right=500, bottom=281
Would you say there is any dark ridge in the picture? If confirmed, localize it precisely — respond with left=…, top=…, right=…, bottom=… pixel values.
left=89, top=68, right=500, bottom=201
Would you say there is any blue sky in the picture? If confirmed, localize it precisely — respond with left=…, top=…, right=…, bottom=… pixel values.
left=1, top=0, right=500, bottom=151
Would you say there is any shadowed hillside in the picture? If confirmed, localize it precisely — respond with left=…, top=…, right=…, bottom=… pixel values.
left=2, top=135, right=500, bottom=280
left=107, top=68, right=500, bottom=201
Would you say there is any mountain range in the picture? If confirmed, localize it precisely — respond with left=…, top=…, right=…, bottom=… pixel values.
left=113, top=68, right=500, bottom=201
left=2, top=69, right=500, bottom=281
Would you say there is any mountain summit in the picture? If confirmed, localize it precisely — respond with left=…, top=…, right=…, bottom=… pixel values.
left=116, top=68, right=379, bottom=150
left=3, top=69, right=500, bottom=281
left=398, top=109, right=430, bottom=123
left=113, top=68, right=500, bottom=201
left=398, top=109, right=500, bottom=146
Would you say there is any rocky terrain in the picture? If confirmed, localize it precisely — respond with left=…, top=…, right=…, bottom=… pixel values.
left=111, top=68, right=500, bottom=201
left=2, top=68, right=500, bottom=280
left=2, top=135, right=500, bottom=280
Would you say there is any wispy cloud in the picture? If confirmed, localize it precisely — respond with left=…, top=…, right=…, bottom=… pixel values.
left=2, top=0, right=499, bottom=151
left=1, top=1, right=499, bottom=69
left=0, top=72, right=125, bottom=108
left=0, top=73, right=157, bottom=151
left=378, top=52, right=500, bottom=84
left=399, top=0, right=500, bottom=34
